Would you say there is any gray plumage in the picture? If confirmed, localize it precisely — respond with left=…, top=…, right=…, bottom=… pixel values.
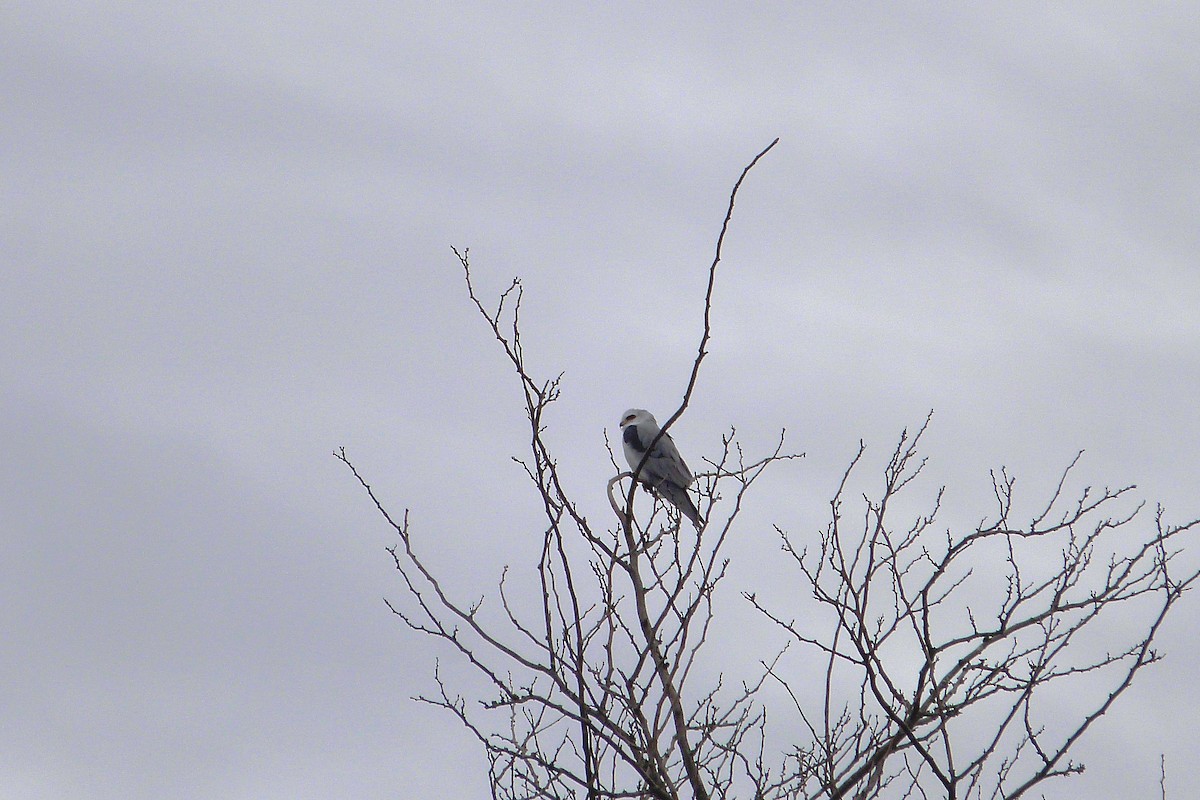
left=619, top=408, right=702, bottom=527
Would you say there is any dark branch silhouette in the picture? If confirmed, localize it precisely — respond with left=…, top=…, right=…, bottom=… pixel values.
left=338, top=141, right=1198, bottom=800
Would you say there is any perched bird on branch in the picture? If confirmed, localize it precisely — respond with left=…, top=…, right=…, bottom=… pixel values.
left=619, top=408, right=703, bottom=527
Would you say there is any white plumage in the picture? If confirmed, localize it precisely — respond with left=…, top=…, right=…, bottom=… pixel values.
left=619, top=408, right=702, bottom=527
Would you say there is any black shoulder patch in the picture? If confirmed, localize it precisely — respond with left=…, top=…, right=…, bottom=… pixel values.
left=623, top=424, right=646, bottom=452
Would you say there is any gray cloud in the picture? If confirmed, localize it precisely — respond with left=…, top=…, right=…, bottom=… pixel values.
left=4, top=3, right=1198, bottom=798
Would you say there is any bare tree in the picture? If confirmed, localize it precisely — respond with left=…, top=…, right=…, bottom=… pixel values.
left=338, top=141, right=1198, bottom=800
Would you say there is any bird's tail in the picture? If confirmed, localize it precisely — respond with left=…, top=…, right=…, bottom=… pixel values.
left=655, top=482, right=704, bottom=528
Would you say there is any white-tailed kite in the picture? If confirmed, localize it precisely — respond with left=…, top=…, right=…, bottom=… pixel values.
left=619, top=408, right=702, bottom=527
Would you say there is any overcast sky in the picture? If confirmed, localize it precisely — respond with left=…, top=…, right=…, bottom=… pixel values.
left=4, top=3, right=1199, bottom=799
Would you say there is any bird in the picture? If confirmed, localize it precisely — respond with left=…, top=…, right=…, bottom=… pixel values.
left=619, top=408, right=703, bottom=527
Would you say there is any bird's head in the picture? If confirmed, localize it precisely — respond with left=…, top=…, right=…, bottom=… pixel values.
left=619, top=408, right=656, bottom=428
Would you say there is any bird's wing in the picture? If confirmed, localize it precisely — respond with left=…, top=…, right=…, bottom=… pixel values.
left=623, top=419, right=703, bottom=526
left=646, top=431, right=695, bottom=488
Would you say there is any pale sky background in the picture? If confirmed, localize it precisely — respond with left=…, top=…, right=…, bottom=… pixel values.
left=4, top=3, right=1199, bottom=799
